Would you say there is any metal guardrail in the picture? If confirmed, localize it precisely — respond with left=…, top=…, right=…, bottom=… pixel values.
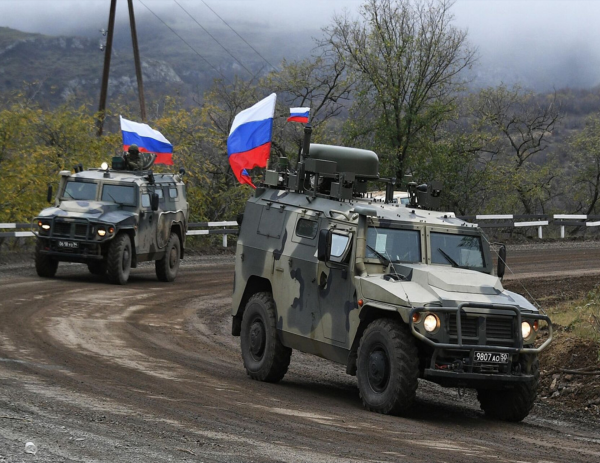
left=3, top=214, right=600, bottom=242
left=456, top=214, right=600, bottom=239
left=0, top=221, right=240, bottom=247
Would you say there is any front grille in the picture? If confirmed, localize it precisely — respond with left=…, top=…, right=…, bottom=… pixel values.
left=74, top=223, right=88, bottom=237
left=486, top=317, right=513, bottom=340
left=448, top=316, right=478, bottom=337
left=448, top=314, right=515, bottom=344
left=52, top=220, right=89, bottom=239
left=53, top=222, right=71, bottom=236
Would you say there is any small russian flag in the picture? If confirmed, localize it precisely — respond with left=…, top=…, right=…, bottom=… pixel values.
left=287, top=107, right=310, bottom=124
left=120, top=116, right=173, bottom=165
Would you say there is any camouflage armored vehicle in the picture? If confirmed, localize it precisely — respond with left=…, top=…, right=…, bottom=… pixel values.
left=232, top=128, right=552, bottom=421
left=33, top=154, right=189, bottom=284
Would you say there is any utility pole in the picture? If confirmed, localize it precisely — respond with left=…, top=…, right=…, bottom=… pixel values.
left=96, top=0, right=117, bottom=136
left=128, top=0, right=147, bottom=121
left=97, top=0, right=147, bottom=136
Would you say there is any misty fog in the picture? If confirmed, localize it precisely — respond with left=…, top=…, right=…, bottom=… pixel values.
left=1, top=0, right=599, bottom=90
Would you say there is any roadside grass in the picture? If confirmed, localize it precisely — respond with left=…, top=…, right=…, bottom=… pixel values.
left=546, top=285, right=600, bottom=350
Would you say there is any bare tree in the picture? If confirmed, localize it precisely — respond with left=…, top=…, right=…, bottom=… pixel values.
left=320, top=0, right=475, bottom=179
left=472, top=85, right=561, bottom=214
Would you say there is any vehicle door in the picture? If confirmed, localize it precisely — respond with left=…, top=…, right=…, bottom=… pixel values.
left=273, top=213, right=321, bottom=340
left=137, top=186, right=160, bottom=255
left=156, top=184, right=177, bottom=248
left=317, top=220, right=357, bottom=346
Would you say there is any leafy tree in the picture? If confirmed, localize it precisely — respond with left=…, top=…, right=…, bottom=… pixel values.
left=321, top=0, right=475, bottom=179
left=0, top=96, right=117, bottom=223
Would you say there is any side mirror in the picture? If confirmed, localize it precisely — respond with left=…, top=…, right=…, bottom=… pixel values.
left=46, top=185, right=53, bottom=203
left=497, top=245, right=506, bottom=280
left=150, top=193, right=159, bottom=211
left=317, top=229, right=332, bottom=262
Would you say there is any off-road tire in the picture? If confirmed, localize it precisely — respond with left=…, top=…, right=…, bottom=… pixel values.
left=240, top=292, right=292, bottom=382
left=356, top=318, right=419, bottom=415
left=35, top=240, right=58, bottom=278
left=106, top=233, right=132, bottom=285
left=477, top=354, right=540, bottom=422
left=87, top=261, right=107, bottom=276
left=155, top=232, right=180, bottom=282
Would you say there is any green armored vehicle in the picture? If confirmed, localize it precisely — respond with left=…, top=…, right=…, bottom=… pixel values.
left=232, top=128, right=552, bottom=421
left=33, top=154, right=189, bottom=284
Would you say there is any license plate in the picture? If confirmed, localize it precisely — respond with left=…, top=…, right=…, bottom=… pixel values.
left=474, top=351, right=509, bottom=364
left=57, top=241, right=79, bottom=249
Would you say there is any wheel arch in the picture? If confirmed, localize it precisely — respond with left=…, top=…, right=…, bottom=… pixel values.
left=346, top=304, right=405, bottom=376
left=170, top=221, right=185, bottom=258
left=232, top=276, right=273, bottom=336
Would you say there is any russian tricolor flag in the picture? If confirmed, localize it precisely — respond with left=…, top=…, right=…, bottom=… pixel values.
left=227, top=93, right=277, bottom=188
left=287, top=107, right=310, bottom=124
left=120, top=116, right=174, bottom=165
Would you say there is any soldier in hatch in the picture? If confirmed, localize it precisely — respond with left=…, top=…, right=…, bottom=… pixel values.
left=125, top=144, right=142, bottom=170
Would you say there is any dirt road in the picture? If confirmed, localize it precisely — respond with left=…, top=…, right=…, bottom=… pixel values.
left=1, top=245, right=600, bottom=462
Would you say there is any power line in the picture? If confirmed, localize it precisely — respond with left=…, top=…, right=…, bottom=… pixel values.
left=199, top=0, right=278, bottom=72
left=173, top=0, right=255, bottom=77
left=136, top=0, right=229, bottom=82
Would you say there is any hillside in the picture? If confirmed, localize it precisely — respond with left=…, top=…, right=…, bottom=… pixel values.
left=0, top=24, right=313, bottom=108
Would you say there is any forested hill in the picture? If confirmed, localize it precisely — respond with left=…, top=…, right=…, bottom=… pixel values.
left=0, top=25, right=313, bottom=107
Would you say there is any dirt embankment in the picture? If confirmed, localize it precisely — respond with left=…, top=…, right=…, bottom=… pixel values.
left=505, top=275, right=600, bottom=417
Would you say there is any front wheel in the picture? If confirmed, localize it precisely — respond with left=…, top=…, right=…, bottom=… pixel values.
left=35, top=240, right=58, bottom=278
left=240, top=292, right=291, bottom=382
left=106, top=233, right=132, bottom=285
left=155, top=232, right=181, bottom=282
left=356, top=318, right=419, bottom=415
left=477, top=354, right=540, bottom=422
left=87, top=261, right=107, bottom=276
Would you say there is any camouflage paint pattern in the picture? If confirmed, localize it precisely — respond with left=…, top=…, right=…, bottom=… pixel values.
left=33, top=167, right=188, bottom=266
left=232, top=174, right=549, bottom=371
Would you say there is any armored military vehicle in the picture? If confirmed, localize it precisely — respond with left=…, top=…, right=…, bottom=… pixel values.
left=33, top=154, right=189, bottom=284
left=232, top=127, right=552, bottom=421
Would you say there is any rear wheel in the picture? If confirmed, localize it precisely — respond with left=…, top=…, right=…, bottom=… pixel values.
left=477, top=354, right=540, bottom=422
left=356, top=318, right=419, bottom=415
left=106, top=233, right=132, bottom=285
left=155, top=232, right=181, bottom=282
left=240, top=292, right=291, bottom=382
left=87, top=261, right=107, bottom=276
left=35, top=240, right=58, bottom=278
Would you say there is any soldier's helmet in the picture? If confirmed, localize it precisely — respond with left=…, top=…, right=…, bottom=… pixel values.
left=128, top=144, right=139, bottom=154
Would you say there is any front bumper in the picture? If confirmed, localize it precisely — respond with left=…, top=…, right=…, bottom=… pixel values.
left=36, top=237, right=105, bottom=263
left=409, top=303, right=552, bottom=387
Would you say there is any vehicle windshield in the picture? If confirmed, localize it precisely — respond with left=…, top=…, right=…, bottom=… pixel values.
left=431, top=232, right=485, bottom=269
left=101, top=184, right=136, bottom=206
left=63, top=181, right=97, bottom=200
left=366, top=227, right=421, bottom=263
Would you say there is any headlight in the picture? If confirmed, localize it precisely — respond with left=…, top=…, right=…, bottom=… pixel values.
left=97, top=228, right=106, bottom=237
left=521, top=321, right=532, bottom=339
left=424, top=314, right=440, bottom=332
left=38, top=221, right=50, bottom=230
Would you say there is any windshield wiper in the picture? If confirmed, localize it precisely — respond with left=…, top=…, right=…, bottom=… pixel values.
left=104, top=191, right=124, bottom=206
left=367, top=244, right=391, bottom=266
left=438, top=248, right=461, bottom=268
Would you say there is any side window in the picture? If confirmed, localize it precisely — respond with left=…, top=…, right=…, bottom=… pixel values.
left=141, top=194, right=150, bottom=208
left=330, top=232, right=351, bottom=264
left=169, top=187, right=178, bottom=199
left=296, top=218, right=318, bottom=239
